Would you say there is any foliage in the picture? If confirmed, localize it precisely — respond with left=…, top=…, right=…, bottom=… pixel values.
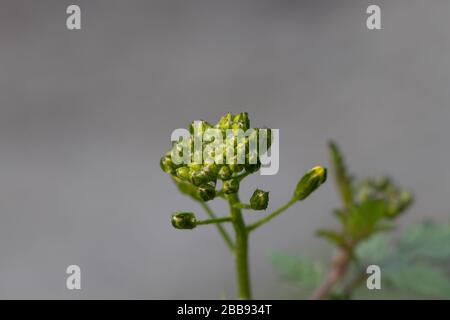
left=356, top=221, right=450, bottom=298
left=272, top=141, right=421, bottom=299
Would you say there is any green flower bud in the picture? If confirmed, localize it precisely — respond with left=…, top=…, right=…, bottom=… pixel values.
left=232, top=112, right=250, bottom=131
left=216, top=112, right=233, bottom=130
left=176, top=167, right=191, bottom=181
left=197, top=183, right=216, bottom=201
left=399, top=191, right=413, bottom=210
left=228, top=158, right=244, bottom=173
left=386, top=190, right=414, bottom=217
left=171, top=212, right=197, bottom=229
left=203, top=163, right=219, bottom=180
left=294, top=166, right=327, bottom=201
left=245, top=154, right=261, bottom=173
left=250, top=189, right=269, bottom=210
left=160, top=154, right=175, bottom=174
left=245, top=162, right=261, bottom=174
left=223, top=179, right=240, bottom=194
left=189, top=120, right=212, bottom=135
left=258, top=127, right=272, bottom=149
left=218, top=165, right=232, bottom=180
left=188, top=163, right=203, bottom=171
left=191, top=169, right=210, bottom=186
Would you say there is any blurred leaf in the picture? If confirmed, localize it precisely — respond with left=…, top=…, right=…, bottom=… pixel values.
left=355, top=234, right=392, bottom=263
left=343, top=200, right=387, bottom=240
left=316, top=229, right=347, bottom=248
left=355, top=221, right=450, bottom=299
left=328, top=141, right=353, bottom=208
left=384, top=264, right=450, bottom=298
left=269, top=252, right=325, bottom=292
left=399, top=221, right=450, bottom=261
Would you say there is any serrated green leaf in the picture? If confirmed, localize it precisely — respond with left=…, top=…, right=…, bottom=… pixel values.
left=268, top=252, right=325, bottom=291
left=399, top=221, right=450, bottom=261
left=384, top=264, right=450, bottom=298
left=355, top=234, right=392, bottom=263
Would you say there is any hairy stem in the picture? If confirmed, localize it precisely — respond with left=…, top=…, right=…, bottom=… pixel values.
left=199, top=201, right=235, bottom=252
left=228, top=193, right=252, bottom=299
left=310, top=248, right=351, bottom=300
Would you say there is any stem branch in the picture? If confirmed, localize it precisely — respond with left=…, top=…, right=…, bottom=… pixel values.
left=310, top=248, right=351, bottom=300
left=197, top=216, right=232, bottom=225
left=247, top=199, right=297, bottom=232
left=199, top=201, right=235, bottom=252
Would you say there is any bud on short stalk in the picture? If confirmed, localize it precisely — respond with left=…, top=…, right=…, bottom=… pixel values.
left=171, top=212, right=197, bottom=229
left=294, top=166, right=327, bottom=201
left=250, top=189, right=269, bottom=210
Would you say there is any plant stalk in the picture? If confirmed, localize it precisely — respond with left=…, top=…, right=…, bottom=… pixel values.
left=310, top=247, right=351, bottom=300
left=228, top=193, right=252, bottom=299
left=199, top=201, right=235, bottom=252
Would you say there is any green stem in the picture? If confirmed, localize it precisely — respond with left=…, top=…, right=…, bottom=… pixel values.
left=233, top=203, right=251, bottom=210
left=227, top=193, right=252, bottom=299
left=197, top=216, right=232, bottom=225
left=247, top=198, right=297, bottom=232
left=199, top=201, right=235, bottom=252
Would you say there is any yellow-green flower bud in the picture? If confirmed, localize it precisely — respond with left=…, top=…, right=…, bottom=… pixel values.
left=197, top=183, right=216, bottom=201
left=294, top=166, right=327, bottom=201
left=176, top=167, right=191, bottom=181
left=218, top=165, right=232, bottom=180
left=216, top=112, right=233, bottom=130
left=191, top=169, right=210, bottom=186
left=160, top=154, right=176, bottom=174
left=189, top=120, right=212, bottom=135
left=232, top=112, right=250, bottom=131
left=223, top=179, right=239, bottom=194
left=203, top=163, right=219, bottom=180
left=250, top=189, right=269, bottom=210
left=171, top=212, right=197, bottom=229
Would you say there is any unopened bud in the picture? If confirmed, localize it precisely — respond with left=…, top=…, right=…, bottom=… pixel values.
left=171, top=212, right=197, bottom=229
left=197, top=183, right=216, bottom=201
left=160, top=154, right=176, bottom=174
left=223, top=179, right=239, bottom=195
left=250, top=189, right=269, bottom=210
left=294, top=166, right=327, bottom=201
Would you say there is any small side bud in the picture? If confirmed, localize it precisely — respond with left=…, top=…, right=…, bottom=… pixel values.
left=218, top=165, right=232, bottom=180
left=216, top=112, right=233, bottom=130
left=294, top=166, right=327, bottom=201
left=176, top=167, right=191, bottom=181
left=250, top=189, right=269, bottom=210
left=191, top=170, right=210, bottom=186
left=197, top=183, right=216, bottom=201
left=160, top=154, right=176, bottom=174
left=232, top=112, right=250, bottom=131
left=171, top=212, right=197, bottom=229
left=223, top=179, right=240, bottom=194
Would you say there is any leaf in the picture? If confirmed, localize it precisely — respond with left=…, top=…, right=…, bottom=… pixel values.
left=268, top=252, right=325, bottom=291
left=343, top=200, right=387, bottom=240
left=355, top=221, right=450, bottom=299
left=384, top=264, right=450, bottom=298
left=328, top=140, right=353, bottom=208
left=316, top=229, right=347, bottom=248
left=355, top=234, right=392, bottom=263
left=399, top=220, right=450, bottom=261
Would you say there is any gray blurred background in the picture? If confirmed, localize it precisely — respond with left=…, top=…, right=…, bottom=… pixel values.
left=0, top=0, right=449, bottom=299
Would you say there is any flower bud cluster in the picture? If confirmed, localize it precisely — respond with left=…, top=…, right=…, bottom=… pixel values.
left=161, top=112, right=272, bottom=201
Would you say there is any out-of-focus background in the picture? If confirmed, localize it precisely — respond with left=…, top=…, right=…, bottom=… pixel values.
left=0, top=0, right=449, bottom=299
